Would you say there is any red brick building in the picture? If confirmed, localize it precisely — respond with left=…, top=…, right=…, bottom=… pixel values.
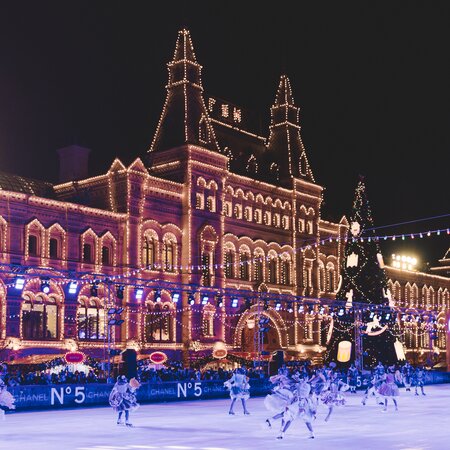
left=0, top=30, right=448, bottom=368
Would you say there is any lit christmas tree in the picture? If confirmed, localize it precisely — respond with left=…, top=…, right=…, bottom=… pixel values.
left=325, top=177, right=397, bottom=368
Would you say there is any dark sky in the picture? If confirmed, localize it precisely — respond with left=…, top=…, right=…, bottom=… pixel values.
left=0, top=1, right=448, bottom=266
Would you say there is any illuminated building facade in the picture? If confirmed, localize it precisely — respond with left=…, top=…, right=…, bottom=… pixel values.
left=0, top=29, right=448, bottom=368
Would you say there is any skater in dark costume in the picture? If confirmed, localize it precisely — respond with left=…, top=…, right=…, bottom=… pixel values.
left=414, top=366, right=426, bottom=396
left=401, top=362, right=413, bottom=392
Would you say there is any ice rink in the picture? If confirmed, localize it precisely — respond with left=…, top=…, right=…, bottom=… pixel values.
left=1, top=384, right=449, bottom=450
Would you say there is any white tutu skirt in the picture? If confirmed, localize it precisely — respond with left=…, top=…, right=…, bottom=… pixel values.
left=229, top=386, right=250, bottom=400
left=264, top=390, right=293, bottom=413
left=0, top=390, right=16, bottom=410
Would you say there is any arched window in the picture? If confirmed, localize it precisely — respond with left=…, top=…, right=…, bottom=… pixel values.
left=202, top=305, right=215, bottom=337
left=101, top=246, right=110, bottom=266
left=206, top=196, right=216, bottom=212
left=202, top=252, right=212, bottom=286
left=254, top=256, right=263, bottom=282
left=268, top=257, right=277, bottom=284
left=224, top=202, right=232, bottom=217
left=142, top=236, right=156, bottom=269
left=22, top=298, right=58, bottom=340
left=225, top=249, right=234, bottom=278
left=163, top=237, right=176, bottom=272
left=281, top=259, right=291, bottom=285
left=28, top=235, right=38, bottom=256
left=145, top=303, right=173, bottom=342
left=196, top=193, right=205, bottom=209
left=83, top=243, right=93, bottom=263
left=240, top=253, right=250, bottom=280
left=254, top=209, right=262, bottom=224
left=49, top=238, right=59, bottom=259
left=77, top=300, right=106, bottom=340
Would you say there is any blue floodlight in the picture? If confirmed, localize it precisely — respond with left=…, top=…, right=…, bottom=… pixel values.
left=15, top=277, right=25, bottom=290
left=68, top=281, right=78, bottom=295
left=275, top=302, right=281, bottom=311
left=135, top=288, right=144, bottom=300
left=40, top=279, right=50, bottom=294
left=172, top=292, right=180, bottom=303
left=202, top=296, right=209, bottom=305
left=231, top=298, right=239, bottom=308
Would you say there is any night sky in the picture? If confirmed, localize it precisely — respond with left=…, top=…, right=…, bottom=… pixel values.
left=0, top=1, right=448, bottom=266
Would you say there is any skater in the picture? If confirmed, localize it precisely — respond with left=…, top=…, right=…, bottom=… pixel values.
left=224, top=367, right=250, bottom=415
left=347, top=363, right=358, bottom=394
left=414, top=366, right=426, bottom=396
left=264, top=369, right=294, bottom=428
left=401, top=362, right=413, bottom=392
left=321, top=371, right=347, bottom=421
left=309, top=366, right=327, bottom=405
left=361, top=370, right=383, bottom=406
left=378, top=366, right=399, bottom=411
left=0, top=378, right=16, bottom=420
left=374, top=361, right=385, bottom=377
left=277, top=375, right=315, bottom=440
left=109, top=375, right=140, bottom=427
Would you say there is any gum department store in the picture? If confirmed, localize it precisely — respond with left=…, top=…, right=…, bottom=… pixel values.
left=0, top=30, right=448, bottom=369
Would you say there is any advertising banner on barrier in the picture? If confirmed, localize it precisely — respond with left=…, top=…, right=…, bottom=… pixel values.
left=9, top=379, right=272, bottom=411
left=7, top=373, right=449, bottom=411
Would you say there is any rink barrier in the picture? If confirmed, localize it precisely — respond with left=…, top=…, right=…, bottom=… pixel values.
left=8, top=378, right=272, bottom=411
left=7, top=371, right=450, bottom=411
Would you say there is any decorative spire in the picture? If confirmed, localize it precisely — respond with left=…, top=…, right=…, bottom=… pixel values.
left=171, top=28, right=198, bottom=65
left=266, top=75, right=315, bottom=184
left=149, top=29, right=219, bottom=153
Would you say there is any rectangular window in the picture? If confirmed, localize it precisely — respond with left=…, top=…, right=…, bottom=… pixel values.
left=28, top=235, right=38, bottom=256
left=83, top=243, right=92, bottom=263
left=49, top=238, right=58, bottom=259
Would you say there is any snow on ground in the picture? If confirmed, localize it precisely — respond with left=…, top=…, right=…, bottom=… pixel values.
left=0, top=384, right=449, bottom=450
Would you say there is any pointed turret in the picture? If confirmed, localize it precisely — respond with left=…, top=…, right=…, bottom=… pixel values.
left=265, top=75, right=315, bottom=184
left=149, top=29, right=219, bottom=153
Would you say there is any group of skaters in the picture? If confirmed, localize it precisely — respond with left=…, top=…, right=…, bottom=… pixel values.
left=222, top=360, right=429, bottom=440
left=0, top=359, right=429, bottom=435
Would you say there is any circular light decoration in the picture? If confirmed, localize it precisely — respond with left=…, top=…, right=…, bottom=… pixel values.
left=64, top=352, right=85, bottom=364
left=149, top=351, right=168, bottom=364
left=212, top=341, right=227, bottom=359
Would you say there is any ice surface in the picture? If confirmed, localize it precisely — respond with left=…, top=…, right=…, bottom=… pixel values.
left=0, top=384, right=449, bottom=450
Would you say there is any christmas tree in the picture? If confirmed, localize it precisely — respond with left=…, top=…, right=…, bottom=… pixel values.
left=325, top=178, right=397, bottom=368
